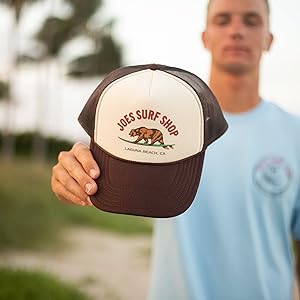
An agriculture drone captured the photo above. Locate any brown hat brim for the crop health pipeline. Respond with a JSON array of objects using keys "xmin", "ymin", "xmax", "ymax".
[{"xmin": 90, "ymin": 141, "xmax": 205, "ymax": 218}]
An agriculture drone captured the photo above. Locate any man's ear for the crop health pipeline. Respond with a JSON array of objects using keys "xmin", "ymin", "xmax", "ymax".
[
  {"xmin": 202, "ymin": 30, "xmax": 208, "ymax": 49},
  {"xmin": 264, "ymin": 32, "xmax": 274, "ymax": 51}
]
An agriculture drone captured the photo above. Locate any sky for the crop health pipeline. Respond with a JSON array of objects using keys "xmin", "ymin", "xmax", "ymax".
[
  {"xmin": 0, "ymin": 0, "xmax": 299, "ymax": 141},
  {"xmin": 102, "ymin": 0, "xmax": 300, "ymax": 111}
]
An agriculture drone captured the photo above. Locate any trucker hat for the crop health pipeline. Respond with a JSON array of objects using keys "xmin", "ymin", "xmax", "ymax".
[{"xmin": 78, "ymin": 63, "xmax": 228, "ymax": 218}]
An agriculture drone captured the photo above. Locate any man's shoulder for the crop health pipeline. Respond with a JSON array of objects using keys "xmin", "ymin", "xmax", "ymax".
[{"xmin": 265, "ymin": 100, "xmax": 300, "ymax": 125}]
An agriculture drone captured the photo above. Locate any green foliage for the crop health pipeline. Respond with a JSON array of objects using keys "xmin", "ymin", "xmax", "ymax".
[
  {"xmin": 0, "ymin": 158, "xmax": 152, "ymax": 252},
  {"xmin": 0, "ymin": 158, "xmax": 64, "ymax": 251},
  {"xmin": 0, "ymin": 80, "xmax": 8, "ymax": 100},
  {"xmin": 0, "ymin": 268, "xmax": 90, "ymax": 300},
  {"xmin": 61, "ymin": 205, "xmax": 153, "ymax": 235},
  {"xmin": 66, "ymin": 0, "xmax": 102, "ymax": 23},
  {"xmin": 33, "ymin": 0, "xmax": 123, "ymax": 75},
  {"xmin": 36, "ymin": 17, "xmax": 76, "ymax": 57},
  {"xmin": 68, "ymin": 34, "xmax": 122, "ymax": 77},
  {"xmin": 47, "ymin": 135, "xmax": 74, "ymax": 160},
  {"xmin": 0, "ymin": 131, "xmax": 73, "ymax": 161},
  {"xmin": 0, "ymin": 0, "xmax": 40, "ymax": 22}
]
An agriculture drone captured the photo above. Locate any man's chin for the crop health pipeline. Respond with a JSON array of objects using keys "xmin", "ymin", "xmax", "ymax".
[{"xmin": 220, "ymin": 63, "xmax": 252, "ymax": 76}]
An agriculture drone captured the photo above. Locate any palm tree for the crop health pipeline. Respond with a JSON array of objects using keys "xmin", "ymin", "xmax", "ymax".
[
  {"xmin": 15, "ymin": 0, "xmax": 122, "ymax": 160},
  {"xmin": 0, "ymin": 79, "xmax": 9, "ymax": 152},
  {"xmin": 68, "ymin": 25, "xmax": 122, "ymax": 78},
  {"xmin": 0, "ymin": 0, "xmax": 40, "ymax": 159},
  {"xmin": 33, "ymin": 0, "xmax": 122, "ymax": 155},
  {"xmin": 35, "ymin": 0, "xmax": 122, "ymax": 76},
  {"xmin": 0, "ymin": 0, "xmax": 38, "ymax": 21}
]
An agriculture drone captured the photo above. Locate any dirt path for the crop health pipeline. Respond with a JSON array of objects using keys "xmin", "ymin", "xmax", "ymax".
[
  {"xmin": 1, "ymin": 228, "xmax": 299, "ymax": 300},
  {"xmin": 0, "ymin": 228, "xmax": 152, "ymax": 300}
]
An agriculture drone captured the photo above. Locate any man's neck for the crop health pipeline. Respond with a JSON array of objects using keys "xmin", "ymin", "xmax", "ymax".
[{"xmin": 209, "ymin": 66, "xmax": 261, "ymax": 114}]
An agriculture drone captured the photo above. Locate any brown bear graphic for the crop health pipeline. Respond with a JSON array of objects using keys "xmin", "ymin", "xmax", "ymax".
[{"xmin": 129, "ymin": 127, "xmax": 173, "ymax": 149}]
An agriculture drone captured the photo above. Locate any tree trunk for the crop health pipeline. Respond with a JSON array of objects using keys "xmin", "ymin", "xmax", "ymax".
[{"xmin": 1, "ymin": 13, "xmax": 19, "ymax": 160}]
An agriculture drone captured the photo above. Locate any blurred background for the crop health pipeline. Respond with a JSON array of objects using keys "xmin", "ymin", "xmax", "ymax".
[{"xmin": 0, "ymin": 0, "xmax": 299, "ymax": 299}]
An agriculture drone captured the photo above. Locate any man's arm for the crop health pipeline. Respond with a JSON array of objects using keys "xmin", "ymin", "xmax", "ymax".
[
  {"xmin": 51, "ymin": 142, "xmax": 100, "ymax": 206},
  {"xmin": 295, "ymin": 241, "xmax": 300, "ymax": 299}
]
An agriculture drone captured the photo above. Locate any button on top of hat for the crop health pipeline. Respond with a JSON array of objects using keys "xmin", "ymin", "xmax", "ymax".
[{"xmin": 149, "ymin": 64, "xmax": 159, "ymax": 70}]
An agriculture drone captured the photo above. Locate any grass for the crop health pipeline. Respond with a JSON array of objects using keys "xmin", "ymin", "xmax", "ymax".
[
  {"xmin": 0, "ymin": 158, "xmax": 152, "ymax": 252},
  {"xmin": 0, "ymin": 267, "xmax": 90, "ymax": 300}
]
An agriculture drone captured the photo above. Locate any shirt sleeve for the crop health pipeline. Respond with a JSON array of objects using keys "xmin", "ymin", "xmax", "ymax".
[
  {"xmin": 291, "ymin": 184, "xmax": 300, "ymax": 240},
  {"xmin": 290, "ymin": 114, "xmax": 300, "ymax": 240}
]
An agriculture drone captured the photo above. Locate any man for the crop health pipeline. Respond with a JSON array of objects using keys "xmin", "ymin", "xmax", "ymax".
[{"xmin": 51, "ymin": 0, "xmax": 300, "ymax": 299}]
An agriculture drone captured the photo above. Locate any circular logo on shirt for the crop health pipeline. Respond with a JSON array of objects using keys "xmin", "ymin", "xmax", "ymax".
[{"xmin": 253, "ymin": 156, "xmax": 292, "ymax": 196}]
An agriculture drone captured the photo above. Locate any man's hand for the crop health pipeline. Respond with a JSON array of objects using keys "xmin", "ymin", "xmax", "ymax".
[{"xmin": 51, "ymin": 142, "xmax": 100, "ymax": 206}]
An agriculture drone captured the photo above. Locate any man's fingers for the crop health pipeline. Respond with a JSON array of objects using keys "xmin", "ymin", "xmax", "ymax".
[
  {"xmin": 58, "ymin": 150, "xmax": 98, "ymax": 195},
  {"xmin": 52, "ymin": 177, "xmax": 92, "ymax": 206},
  {"xmin": 51, "ymin": 142, "xmax": 100, "ymax": 207},
  {"xmin": 72, "ymin": 142, "xmax": 100, "ymax": 179},
  {"xmin": 51, "ymin": 163, "xmax": 93, "ymax": 206}
]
